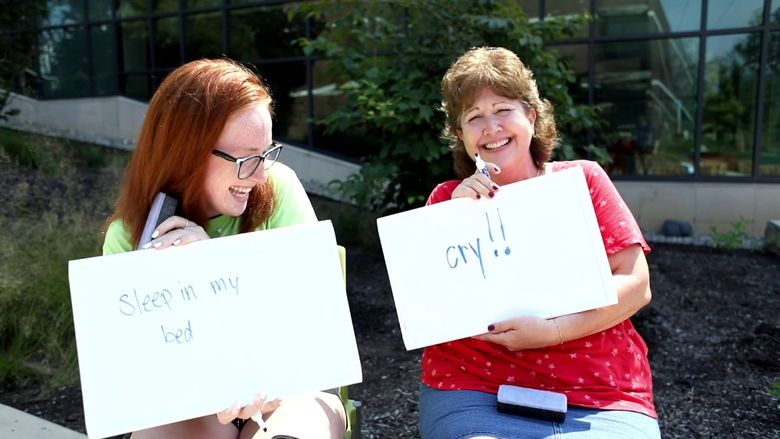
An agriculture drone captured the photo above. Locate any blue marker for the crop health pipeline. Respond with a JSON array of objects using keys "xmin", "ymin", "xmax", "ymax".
[{"xmin": 475, "ymin": 153, "xmax": 491, "ymax": 180}]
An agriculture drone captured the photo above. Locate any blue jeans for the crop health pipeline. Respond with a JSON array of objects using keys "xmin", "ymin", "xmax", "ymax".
[{"xmin": 419, "ymin": 385, "xmax": 660, "ymax": 439}]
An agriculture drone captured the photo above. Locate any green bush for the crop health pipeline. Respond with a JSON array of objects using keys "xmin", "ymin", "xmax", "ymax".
[
  {"xmin": 0, "ymin": 1, "xmax": 44, "ymax": 119},
  {"xmin": 294, "ymin": 0, "xmax": 603, "ymax": 213},
  {"xmin": 709, "ymin": 216, "xmax": 752, "ymax": 250}
]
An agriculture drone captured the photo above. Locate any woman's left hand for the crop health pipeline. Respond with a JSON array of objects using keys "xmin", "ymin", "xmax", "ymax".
[
  {"xmin": 216, "ymin": 393, "xmax": 281, "ymax": 425},
  {"xmin": 472, "ymin": 315, "xmax": 559, "ymax": 351},
  {"xmin": 142, "ymin": 215, "xmax": 210, "ymax": 249}
]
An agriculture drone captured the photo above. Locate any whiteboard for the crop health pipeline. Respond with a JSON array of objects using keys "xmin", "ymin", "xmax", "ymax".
[
  {"xmin": 377, "ymin": 167, "xmax": 616, "ymax": 350},
  {"xmin": 68, "ymin": 220, "xmax": 361, "ymax": 438}
]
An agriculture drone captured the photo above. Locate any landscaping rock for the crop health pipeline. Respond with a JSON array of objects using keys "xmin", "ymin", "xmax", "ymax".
[
  {"xmin": 765, "ymin": 220, "xmax": 780, "ymax": 257},
  {"xmin": 660, "ymin": 219, "xmax": 694, "ymax": 237}
]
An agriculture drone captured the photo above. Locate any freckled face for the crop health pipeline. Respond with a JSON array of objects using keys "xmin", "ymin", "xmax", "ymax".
[
  {"xmin": 203, "ymin": 104, "xmax": 272, "ymax": 217},
  {"xmin": 456, "ymin": 87, "xmax": 537, "ymax": 184}
]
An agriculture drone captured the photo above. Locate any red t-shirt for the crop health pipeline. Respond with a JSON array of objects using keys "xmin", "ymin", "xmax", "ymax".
[{"xmin": 421, "ymin": 160, "xmax": 657, "ymax": 418}]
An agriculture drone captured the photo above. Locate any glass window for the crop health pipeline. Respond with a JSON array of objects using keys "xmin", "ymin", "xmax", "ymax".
[
  {"xmin": 186, "ymin": 0, "xmax": 221, "ymax": 9},
  {"xmin": 123, "ymin": 73, "xmax": 151, "ymax": 100},
  {"xmin": 88, "ymin": 0, "xmax": 113, "ymax": 21},
  {"xmin": 773, "ymin": 0, "xmax": 780, "ymax": 24},
  {"xmin": 39, "ymin": 27, "xmax": 90, "ymax": 98},
  {"xmin": 120, "ymin": 20, "xmax": 149, "ymax": 71},
  {"xmin": 154, "ymin": 17, "xmax": 180, "ymax": 68},
  {"xmin": 255, "ymin": 62, "xmax": 308, "ymax": 144},
  {"xmin": 594, "ymin": 38, "xmax": 699, "ymax": 176},
  {"xmin": 760, "ymin": 32, "xmax": 780, "ymax": 177},
  {"xmin": 184, "ymin": 11, "xmax": 222, "ymax": 61},
  {"xmin": 154, "ymin": 0, "xmax": 178, "ymax": 13},
  {"xmin": 596, "ymin": 0, "xmax": 701, "ymax": 36},
  {"xmin": 42, "ymin": 0, "xmax": 86, "ymax": 26},
  {"xmin": 228, "ymin": 5, "xmax": 306, "ymax": 60},
  {"xmin": 117, "ymin": 0, "xmax": 147, "ymax": 18},
  {"xmin": 701, "ymin": 34, "xmax": 759, "ymax": 176},
  {"xmin": 707, "ymin": 0, "xmax": 763, "ymax": 30},
  {"xmin": 545, "ymin": 0, "xmax": 589, "ymax": 39},
  {"xmin": 90, "ymin": 24, "xmax": 118, "ymax": 95}
]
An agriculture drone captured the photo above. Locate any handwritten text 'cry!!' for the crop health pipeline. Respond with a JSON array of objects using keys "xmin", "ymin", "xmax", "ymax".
[{"xmin": 445, "ymin": 208, "xmax": 512, "ymax": 279}]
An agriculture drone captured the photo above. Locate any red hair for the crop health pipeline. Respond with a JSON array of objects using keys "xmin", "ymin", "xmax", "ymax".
[{"xmin": 109, "ymin": 58, "xmax": 276, "ymax": 246}]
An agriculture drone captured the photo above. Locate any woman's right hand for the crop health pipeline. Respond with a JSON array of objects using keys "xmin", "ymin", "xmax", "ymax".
[
  {"xmin": 141, "ymin": 215, "xmax": 210, "ymax": 249},
  {"xmin": 216, "ymin": 393, "xmax": 281, "ymax": 425},
  {"xmin": 451, "ymin": 162, "xmax": 502, "ymax": 200}
]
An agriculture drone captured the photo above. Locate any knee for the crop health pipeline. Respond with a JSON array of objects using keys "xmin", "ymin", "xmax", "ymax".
[{"xmin": 261, "ymin": 392, "xmax": 346, "ymax": 439}]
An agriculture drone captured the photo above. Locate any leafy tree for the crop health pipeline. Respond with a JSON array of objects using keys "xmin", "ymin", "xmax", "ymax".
[
  {"xmin": 294, "ymin": 0, "xmax": 602, "ymax": 213},
  {"xmin": 0, "ymin": 0, "xmax": 45, "ymax": 120}
]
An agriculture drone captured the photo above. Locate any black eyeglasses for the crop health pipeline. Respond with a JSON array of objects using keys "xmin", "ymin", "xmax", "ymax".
[{"xmin": 211, "ymin": 141, "xmax": 283, "ymax": 179}]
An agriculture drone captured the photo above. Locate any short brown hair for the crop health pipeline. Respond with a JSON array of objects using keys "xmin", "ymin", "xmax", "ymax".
[
  {"xmin": 111, "ymin": 59, "xmax": 276, "ymax": 246},
  {"xmin": 441, "ymin": 47, "xmax": 558, "ymax": 178}
]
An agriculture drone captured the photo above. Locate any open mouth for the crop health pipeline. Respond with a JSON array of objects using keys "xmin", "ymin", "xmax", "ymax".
[
  {"xmin": 229, "ymin": 185, "xmax": 252, "ymax": 200},
  {"xmin": 483, "ymin": 137, "xmax": 511, "ymax": 150}
]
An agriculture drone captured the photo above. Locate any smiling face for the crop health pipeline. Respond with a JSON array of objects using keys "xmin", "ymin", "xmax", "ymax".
[
  {"xmin": 203, "ymin": 104, "xmax": 273, "ymax": 217},
  {"xmin": 456, "ymin": 87, "xmax": 538, "ymax": 185}
]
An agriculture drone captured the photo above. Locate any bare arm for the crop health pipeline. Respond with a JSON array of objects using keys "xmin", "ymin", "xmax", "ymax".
[
  {"xmin": 474, "ymin": 243, "xmax": 651, "ymax": 350},
  {"xmin": 555, "ymin": 243, "xmax": 651, "ymax": 343}
]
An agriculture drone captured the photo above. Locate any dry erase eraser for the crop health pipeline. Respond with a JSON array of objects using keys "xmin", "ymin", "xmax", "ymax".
[{"xmin": 497, "ymin": 384, "xmax": 567, "ymax": 423}]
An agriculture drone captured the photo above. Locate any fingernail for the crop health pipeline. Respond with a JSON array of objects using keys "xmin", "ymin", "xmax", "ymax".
[
  {"xmin": 142, "ymin": 242, "xmax": 152, "ymax": 249},
  {"xmin": 488, "ymin": 324, "xmax": 495, "ymax": 331},
  {"xmin": 173, "ymin": 238, "xmax": 181, "ymax": 246},
  {"xmin": 151, "ymin": 230, "xmax": 159, "ymax": 239},
  {"xmin": 476, "ymin": 194, "xmax": 481, "ymax": 199},
  {"xmin": 488, "ymin": 191, "xmax": 495, "ymax": 198},
  {"xmin": 152, "ymin": 241, "xmax": 162, "ymax": 248},
  {"xmin": 492, "ymin": 184, "xmax": 499, "ymax": 190}
]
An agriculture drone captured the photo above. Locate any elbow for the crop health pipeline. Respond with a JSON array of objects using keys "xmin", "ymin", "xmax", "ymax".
[
  {"xmin": 641, "ymin": 284, "xmax": 652, "ymax": 308},
  {"xmin": 637, "ymin": 275, "xmax": 652, "ymax": 309}
]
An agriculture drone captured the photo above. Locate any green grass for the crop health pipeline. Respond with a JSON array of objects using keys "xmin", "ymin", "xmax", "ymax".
[
  {"xmin": 0, "ymin": 127, "xmax": 129, "ymax": 389},
  {"xmin": 0, "ymin": 128, "xmax": 59, "ymax": 174}
]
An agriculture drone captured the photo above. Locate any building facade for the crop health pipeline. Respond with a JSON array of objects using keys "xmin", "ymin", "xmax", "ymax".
[{"xmin": 6, "ymin": 0, "xmax": 780, "ymax": 234}]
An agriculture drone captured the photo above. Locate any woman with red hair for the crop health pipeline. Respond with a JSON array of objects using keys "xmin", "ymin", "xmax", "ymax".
[{"xmin": 103, "ymin": 58, "xmax": 345, "ymax": 438}]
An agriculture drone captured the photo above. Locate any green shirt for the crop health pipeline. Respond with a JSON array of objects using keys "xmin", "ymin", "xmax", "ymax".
[{"xmin": 103, "ymin": 163, "xmax": 317, "ymax": 255}]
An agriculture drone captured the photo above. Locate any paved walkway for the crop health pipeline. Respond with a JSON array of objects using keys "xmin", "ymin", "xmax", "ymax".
[{"xmin": 0, "ymin": 404, "xmax": 86, "ymax": 438}]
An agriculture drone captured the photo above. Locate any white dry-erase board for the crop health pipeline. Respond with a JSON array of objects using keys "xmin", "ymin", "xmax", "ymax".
[
  {"xmin": 68, "ymin": 220, "xmax": 361, "ymax": 439},
  {"xmin": 377, "ymin": 166, "xmax": 617, "ymax": 351}
]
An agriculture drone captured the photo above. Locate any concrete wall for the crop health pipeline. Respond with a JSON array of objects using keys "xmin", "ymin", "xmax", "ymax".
[
  {"xmin": 0, "ymin": 92, "xmax": 360, "ymax": 200},
  {"xmin": 2, "ymin": 92, "xmax": 777, "ymax": 237},
  {"xmin": 1, "ymin": 92, "xmax": 144, "ymax": 149},
  {"xmin": 615, "ymin": 181, "xmax": 780, "ymax": 237}
]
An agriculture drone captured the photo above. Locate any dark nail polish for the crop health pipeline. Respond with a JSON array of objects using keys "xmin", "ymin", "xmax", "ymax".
[
  {"xmin": 476, "ymin": 194, "xmax": 481, "ymax": 199},
  {"xmin": 488, "ymin": 191, "xmax": 495, "ymax": 198},
  {"xmin": 488, "ymin": 324, "xmax": 495, "ymax": 331},
  {"xmin": 492, "ymin": 185, "xmax": 499, "ymax": 190}
]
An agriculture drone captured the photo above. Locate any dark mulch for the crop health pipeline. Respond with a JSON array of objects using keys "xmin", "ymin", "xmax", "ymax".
[{"xmin": 3, "ymin": 241, "xmax": 778, "ymax": 438}]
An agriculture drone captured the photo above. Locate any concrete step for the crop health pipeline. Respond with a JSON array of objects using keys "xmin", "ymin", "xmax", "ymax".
[{"xmin": 0, "ymin": 404, "xmax": 86, "ymax": 438}]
